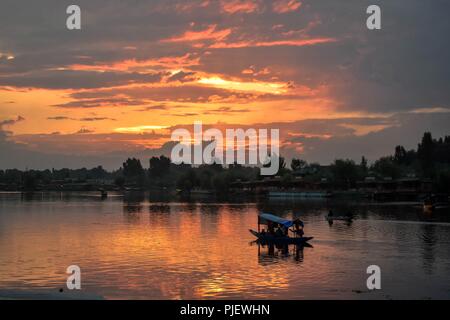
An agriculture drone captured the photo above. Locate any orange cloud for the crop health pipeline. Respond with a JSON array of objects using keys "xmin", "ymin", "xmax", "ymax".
[
  {"xmin": 174, "ymin": 0, "xmax": 211, "ymax": 13},
  {"xmin": 241, "ymin": 66, "xmax": 271, "ymax": 76},
  {"xmin": 0, "ymin": 115, "xmax": 25, "ymax": 127},
  {"xmin": 161, "ymin": 25, "xmax": 232, "ymax": 43},
  {"xmin": 241, "ymin": 68, "xmax": 254, "ymax": 75},
  {"xmin": 114, "ymin": 125, "xmax": 169, "ymax": 133},
  {"xmin": 210, "ymin": 37, "xmax": 337, "ymax": 49},
  {"xmin": 272, "ymin": 0, "xmax": 302, "ymax": 13},
  {"xmin": 67, "ymin": 54, "xmax": 200, "ymax": 73},
  {"xmin": 220, "ymin": 0, "xmax": 261, "ymax": 14}
]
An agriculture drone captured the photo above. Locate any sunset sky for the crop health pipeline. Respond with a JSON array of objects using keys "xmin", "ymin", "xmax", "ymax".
[{"xmin": 1, "ymin": 0, "xmax": 449, "ymax": 169}]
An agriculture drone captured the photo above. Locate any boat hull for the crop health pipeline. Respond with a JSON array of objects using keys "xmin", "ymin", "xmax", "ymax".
[{"xmin": 249, "ymin": 229, "xmax": 313, "ymax": 244}]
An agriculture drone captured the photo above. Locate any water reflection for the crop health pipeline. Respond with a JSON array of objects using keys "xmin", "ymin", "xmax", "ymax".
[
  {"xmin": 149, "ymin": 204, "xmax": 171, "ymax": 214},
  {"xmin": 253, "ymin": 242, "xmax": 312, "ymax": 265},
  {"xmin": 123, "ymin": 192, "xmax": 145, "ymax": 222},
  {"xmin": 0, "ymin": 192, "xmax": 450, "ymax": 299},
  {"xmin": 327, "ymin": 219, "xmax": 353, "ymax": 227},
  {"xmin": 420, "ymin": 224, "xmax": 437, "ymax": 274}
]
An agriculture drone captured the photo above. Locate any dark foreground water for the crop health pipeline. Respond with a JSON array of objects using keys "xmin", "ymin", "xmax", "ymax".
[{"xmin": 1, "ymin": 192, "xmax": 450, "ymax": 300}]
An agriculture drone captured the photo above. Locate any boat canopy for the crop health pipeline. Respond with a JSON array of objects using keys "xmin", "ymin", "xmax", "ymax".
[{"xmin": 259, "ymin": 213, "xmax": 295, "ymax": 228}]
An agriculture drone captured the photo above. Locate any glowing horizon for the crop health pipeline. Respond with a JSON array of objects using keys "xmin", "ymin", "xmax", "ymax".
[{"xmin": 1, "ymin": 0, "xmax": 449, "ymax": 168}]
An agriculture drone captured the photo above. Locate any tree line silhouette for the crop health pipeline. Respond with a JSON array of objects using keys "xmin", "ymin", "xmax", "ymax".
[{"xmin": 1, "ymin": 132, "xmax": 449, "ymax": 193}]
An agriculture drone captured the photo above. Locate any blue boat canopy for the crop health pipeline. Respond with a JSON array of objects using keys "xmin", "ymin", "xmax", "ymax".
[{"xmin": 259, "ymin": 213, "xmax": 296, "ymax": 228}]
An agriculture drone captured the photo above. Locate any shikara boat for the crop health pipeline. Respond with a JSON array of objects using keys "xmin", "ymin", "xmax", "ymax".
[
  {"xmin": 325, "ymin": 215, "xmax": 353, "ymax": 222},
  {"xmin": 249, "ymin": 213, "xmax": 313, "ymax": 244}
]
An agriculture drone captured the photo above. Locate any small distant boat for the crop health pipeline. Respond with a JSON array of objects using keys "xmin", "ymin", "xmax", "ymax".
[
  {"xmin": 325, "ymin": 215, "xmax": 353, "ymax": 222},
  {"xmin": 250, "ymin": 213, "xmax": 313, "ymax": 244},
  {"xmin": 422, "ymin": 195, "xmax": 450, "ymax": 212},
  {"xmin": 99, "ymin": 189, "xmax": 108, "ymax": 199},
  {"xmin": 423, "ymin": 202, "xmax": 449, "ymax": 212}
]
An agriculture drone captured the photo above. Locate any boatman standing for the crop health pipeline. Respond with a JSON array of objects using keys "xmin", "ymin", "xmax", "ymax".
[{"xmin": 293, "ymin": 219, "xmax": 304, "ymax": 237}]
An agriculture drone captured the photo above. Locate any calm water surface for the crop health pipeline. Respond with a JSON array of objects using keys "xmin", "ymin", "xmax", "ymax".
[{"xmin": 1, "ymin": 192, "xmax": 450, "ymax": 299}]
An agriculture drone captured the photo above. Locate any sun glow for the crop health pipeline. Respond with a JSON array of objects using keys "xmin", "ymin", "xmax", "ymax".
[
  {"xmin": 197, "ymin": 77, "xmax": 287, "ymax": 94},
  {"xmin": 114, "ymin": 125, "xmax": 169, "ymax": 133}
]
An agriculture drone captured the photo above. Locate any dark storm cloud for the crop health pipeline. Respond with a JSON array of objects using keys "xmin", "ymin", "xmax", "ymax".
[
  {"xmin": 47, "ymin": 116, "xmax": 72, "ymax": 120},
  {"xmin": 53, "ymin": 97, "xmax": 149, "ymax": 108},
  {"xmin": 0, "ymin": 127, "xmax": 176, "ymax": 170},
  {"xmin": 3, "ymin": 111, "xmax": 449, "ymax": 170},
  {"xmin": 0, "ymin": 70, "xmax": 164, "ymax": 90},
  {"xmin": 2, "ymin": 0, "xmax": 449, "ymax": 112},
  {"xmin": 284, "ymin": 112, "xmax": 450, "ymax": 164},
  {"xmin": 295, "ymin": 0, "xmax": 450, "ymax": 112},
  {"xmin": 47, "ymin": 116, "xmax": 116, "ymax": 121},
  {"xmin": 171, "ymin": 112, "xmax": 200, "ymax": 117},
  {"xmin": 139, "ymin": 104, "xmax": 169, "ymax": 111},
  {"xmin": 0, "ymin": 115, "xmax": 25, "ymax": 127},
  {"xmin": 167, "ymin": 71, "xmax": 198, "ymax": 83},
  {"xmin": 79, "ymin": 117, "xmax": 117, "ymax": 122},
  {"xmin": 67, "ymin": 85, "xmax": 278, "ymax": 104},
  {"xmin": 138, "ymin": 104, "xmax": 189, "ymax": 111},
  {"xmin": 0, "ymin": 0, "xmax": 449, "ymax": 169},
  {"xmin": 0, "ymin": 126, "xmax": 177, "ymax": 170},
  {"xmin": 205, "ymin": 106, "xmax": 252, "ymax": 114}
]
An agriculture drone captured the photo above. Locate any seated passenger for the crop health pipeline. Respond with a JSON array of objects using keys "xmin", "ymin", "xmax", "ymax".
[{"xmin": 275, "ymin": 227, "xmax": 284, "ymax": 237}]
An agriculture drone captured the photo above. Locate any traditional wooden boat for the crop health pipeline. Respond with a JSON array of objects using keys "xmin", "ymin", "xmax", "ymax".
[{"xmin": 249, "ymin": 213, "xmax": 313, "ymax": 244}]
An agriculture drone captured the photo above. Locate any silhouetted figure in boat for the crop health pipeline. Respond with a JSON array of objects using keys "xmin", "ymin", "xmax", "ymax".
[
  {"xmin": 275, "ymin": 227, "xmax": 284, "ymax": 237},
  {"xmin": 293, "ymin": 219, "xmax": 305, "ymax": 238},
  {"xmin": 267, "ymin": 221, "xmax": 275, "ymax": 235},
  {"xmin": 345, "ymin": 211, "xmax": 354, "ymax": 225},
  {"xmin": 327, "ymin": 210, "xmax": 334, "ymax": 226}
]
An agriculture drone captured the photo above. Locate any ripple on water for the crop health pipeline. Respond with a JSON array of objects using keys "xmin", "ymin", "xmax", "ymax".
[{"xmin": 1, "ymin": 197, "xmax": 450, "ymax": 299}]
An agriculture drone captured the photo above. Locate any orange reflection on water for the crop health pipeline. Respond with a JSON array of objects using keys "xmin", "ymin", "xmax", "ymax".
[
  {"xmin": 5, "ymin": 195, "xmax": 446, "ymax": 299},
  {"xmin": 0, "ymin": 200, "xmax": 300, "ymax": 299}
]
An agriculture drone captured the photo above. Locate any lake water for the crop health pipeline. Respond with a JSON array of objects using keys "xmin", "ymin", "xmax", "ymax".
[{"xmin": 1, "ymin": 192, "xmax": 450, "ymax": 300}]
